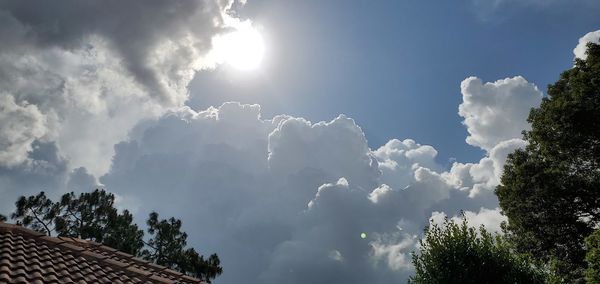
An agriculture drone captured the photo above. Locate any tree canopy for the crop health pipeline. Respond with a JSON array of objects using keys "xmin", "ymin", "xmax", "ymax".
[
  {"xmin": 7, "ymin": 189, "xmax": 222, "ymax": 283},
  {"xmin": 142, "ymin": 212, "xmax": 223, "ymax": 282},
  {"xmin": 409, "ymin": 215, "xmax": 546, "ymax": 284},
  {"xmin": 496, "ymin": 42, "xmax": 600, "ymax": 282},
  {"xmin": 11, "ymin": 190, "xmax": 143, "ymax": 255}
]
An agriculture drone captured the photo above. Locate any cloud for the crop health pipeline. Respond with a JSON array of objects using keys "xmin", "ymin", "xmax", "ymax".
[
  {"xmin": 373, "ymin": 139, "xmax": 439, "ymax": 190},
  {"xmin": 0, "ymin": 95, "xmax": 48, "ymax": 167},
  {"xmin": 370, "ymin": 232, "xmax": 417, "ymax": 271},
  {"xmin": 574, "ymin": 30, "xmax": 600, "ymax": 60},
  {"xmin": 268, "ymin": 115, "xmax": 380, "ymax": 189},
  {"xmin": 0, "ymin": 69, "xmax": 542, "ymax": 283},
  {"xmin": 443, "ymin": 138, "xmax": 527, "ymax": 198},
  {"xmin": 0, "ymin": 1, "xmax": 254, "ymax": 178},
  {"xmin": 92, "ymin": 85, "xmax": 542, "ymax": 283},
  {"xmin": 0, "ymin": 0, "xmax": 235, "ymax": 105},
  {"xmin": 459, "ymin": 76, "xmax": 542, "ymax": 152},
  {"xmin": 430, "ymin": 207, "xmax": 507, "ymax": 234},
  {"xmin": 97, "ymin": 103, "xmax": 431, "ymax": 283},
  {"xmin": 0, "ymin": 142, "xmax": 68, "ymax": 211}
]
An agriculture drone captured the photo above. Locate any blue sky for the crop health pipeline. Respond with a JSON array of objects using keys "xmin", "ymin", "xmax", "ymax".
[
  {"xmin": 189, "ymin": 0, "xmax": 600, "ymax": 164},
  {"xmin": 0, "ymin": 1, "xmax": 599, "ymax": 283}
]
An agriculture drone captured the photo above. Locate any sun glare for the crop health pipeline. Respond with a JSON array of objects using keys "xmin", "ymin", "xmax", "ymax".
[{"xmin": 214, "ymin": 23, "xmax": 265, "ymax": 71}]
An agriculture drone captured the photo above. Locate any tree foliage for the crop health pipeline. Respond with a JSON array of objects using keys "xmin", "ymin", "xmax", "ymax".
[
  {"xmin": 409, "ymin": 215, "xmax": 546, "ymax": 284},
  {"xmin": 11, "ymin": 189, "xmax": 143, "ymax": 255},
  {"xmin": 8, "ymin": 189, "xmax": 222, "ymax": 282},
  {"xmin": 585, "ymin": 228, "xmax": 600, "ymax": 283},
  {"xmin": 496, "ymin": 42, "xmax": 600, "ymax": 282},
  {"xmin": 142, "ymin": 212, "xmax": 223, "ymax": 283},
  {"xmin": 11, "ymin": 191, "xmax": 60, "ymax": 236}
]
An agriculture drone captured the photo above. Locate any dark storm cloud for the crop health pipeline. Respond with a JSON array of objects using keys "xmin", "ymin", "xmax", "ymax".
[
  {"xmin": 0, "ymin": 0, "xmax": 244, "ymax": 176},
  {"xmin": 0, "ymin": 0, "xmax": 227, "ymax": 104}
]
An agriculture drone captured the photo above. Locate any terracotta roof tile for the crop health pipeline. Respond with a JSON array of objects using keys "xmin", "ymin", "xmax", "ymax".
[{"xmin": 0, "ymin": 222, "xmax": 206, "ymax": 283}]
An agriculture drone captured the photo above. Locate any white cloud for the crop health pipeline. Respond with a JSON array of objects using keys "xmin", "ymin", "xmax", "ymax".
[
  {"xmin": 95, "ymin": 103, "xmax": 435, "ymax": 283},
  {"xmin": 574, "ymin": 30, "xmax": 600, "ymax": 60},
  {"xmin": 88, "ymin": 72, "xmax": 550, "ymax": 282},
  {"xmin": 369, "ymin": 184, "xmax": 393, "ymax": 204},
  {"xmin": 459, "ymin": 76, "xmax": 542, "ymax": 152},
  {"xmin": 370, "ymin": 232, "xmax": 416, "ymax": 271},
  {"xmin": 0, "ymin": 95, "xmax": 48, "ymax": 167},
  {"xmin": 268, "ymin": 115, "xmax": 380, "ymax": 189},
  {"xmin": 92, "ymin": 98, "xmax": 534, "ymax": 283},
  {"xmin": 373, "ymin": 139, "xmax": 439, "ymax": 190},
  {"xmin": 430, "ymin": 207, "xmax": 507, "ymax": 234},
  {"xmin": 443, "ymin": 138, "xmax": 527, "ymax": 198}
]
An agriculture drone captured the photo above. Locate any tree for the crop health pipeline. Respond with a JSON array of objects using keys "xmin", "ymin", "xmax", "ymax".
[
  {"xmin": 496, "ymin": 42, "xmax": 600, "ymax": 282},
  {"xmin": 53, "ymin": 189, "xmax": 144, "ymax": 255},
  {"xmin": 409, "ymin": 215, "xmax": 546, "ymax": 284},
  {"xmin": 585, "ymin": 228, "xmax": 600, "ymax": 283},
  {"xmin": 142, "ymin": 212, "xmax": 223, "ymax": 283},
  {"xmin": 0, "ymin": 214, "xmax": 6, "ymax": 222},
  {"xmin": 10, "ymin": 189, "xmax": 144, "ymax": 255},
  {"xmin": 11, "ymin": 191, "xmax": 60, "ymax": 236},
  {"xmin": 102, "ymin": 209, "xmax": 144, "ymax": 256}
]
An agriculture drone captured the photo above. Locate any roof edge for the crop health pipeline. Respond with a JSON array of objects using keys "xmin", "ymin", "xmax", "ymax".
[{"xmin": 0, "ymin": 222, "xmax": 206, "ymax": 284}]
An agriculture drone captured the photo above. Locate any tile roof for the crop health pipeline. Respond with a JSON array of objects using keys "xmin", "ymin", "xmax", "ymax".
[{"xmin": 0, "ymin": 222, "xmax": 206, "ymax": 284}]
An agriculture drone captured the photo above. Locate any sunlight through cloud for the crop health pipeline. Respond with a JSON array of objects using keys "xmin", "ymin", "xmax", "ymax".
[{"xmin": 211, "ymin": 21, "xmax": 265, "ymax": 71}]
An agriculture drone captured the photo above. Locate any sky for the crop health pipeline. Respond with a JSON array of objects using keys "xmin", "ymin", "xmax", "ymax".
[{"xmin": 0, "ymin": 1, "xmax": 599, "ymax": 283}]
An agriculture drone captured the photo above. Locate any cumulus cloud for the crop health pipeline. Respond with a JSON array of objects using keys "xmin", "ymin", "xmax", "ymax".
[
  {"xmin": 0, "ymin": 95, "xmax": 48, "ymax": 167},
  {"xmin": 373, "ymin": 139, "xmax": 439, "ymax": 190},
  {"xmin": 0, "ymin": 0, "xmax": 254, "ymax": 178},
  {"xmin": 269, "ymin": 115, "xmax": 380, "ymax": 189},
  {"xmin": 0, "ymin": 70, "xmax": 542, "ymax": 283},
  {"xmin": 430, "ymin": 207, "xmax": 507, "ymax": 234},
  {"xmin": 370, "ymin": 232, "xmax": 417, "ymax": 271},
  {"xmin": 91, "ymin": 88, "xmax": 541, "ymax": 283},
  {"xmin": 443, "ymin": 76, "xmax": 540, "ymax": 201},
  {"xmin": 443, "ymin": 138, "xmax": 527, "ymax": 198},
  {"xmin": 574, "ymin": 30, "xmax": 600, "ymax": 60},
  {"xmin": 95, "ymin": 103, "xmax": 434, "ymax": 283},
  {"xmin": 459, "ymin": 76, "xmax": 542, "ymax": 152}
]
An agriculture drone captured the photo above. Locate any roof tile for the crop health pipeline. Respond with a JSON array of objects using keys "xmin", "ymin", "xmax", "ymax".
[{"xmin": 0, "ymin": 222, "xmax": 206, "ymax": 283}]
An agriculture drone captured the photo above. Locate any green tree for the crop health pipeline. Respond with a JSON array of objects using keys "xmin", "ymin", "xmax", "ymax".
[
  {"xmin": 585, "ymin": 228, "xmax": 600, "ymax": 283},
  {"xmin": 53, "ymin": 189, "xmax": 144, "ymax": 255},
  {"xmin": 409, "ymin": 215, "xmax": 546, "ymax": 284},
  {"xmin": 496, "ymin": 42, "xmax": 600, "ymax": 282},
  {"xmin": 142, "ymin": 212, "xmax": 223, "ymax": 283},
  {"xmin": 102, "ymin": 209, "xmax": 144, "ymax": 255},
  {"xmin": 11, "ymin": 191, "xmax": 60, "ymax": 236},
  {"xmin": 0, "ymin": 214, "xmax": 6, "ymax": 222}
]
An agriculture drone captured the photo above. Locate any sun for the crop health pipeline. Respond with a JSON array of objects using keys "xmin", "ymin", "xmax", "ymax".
[{"xmin": 213, "ymin": 23, "xmax": 265, "ymax": 71}]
